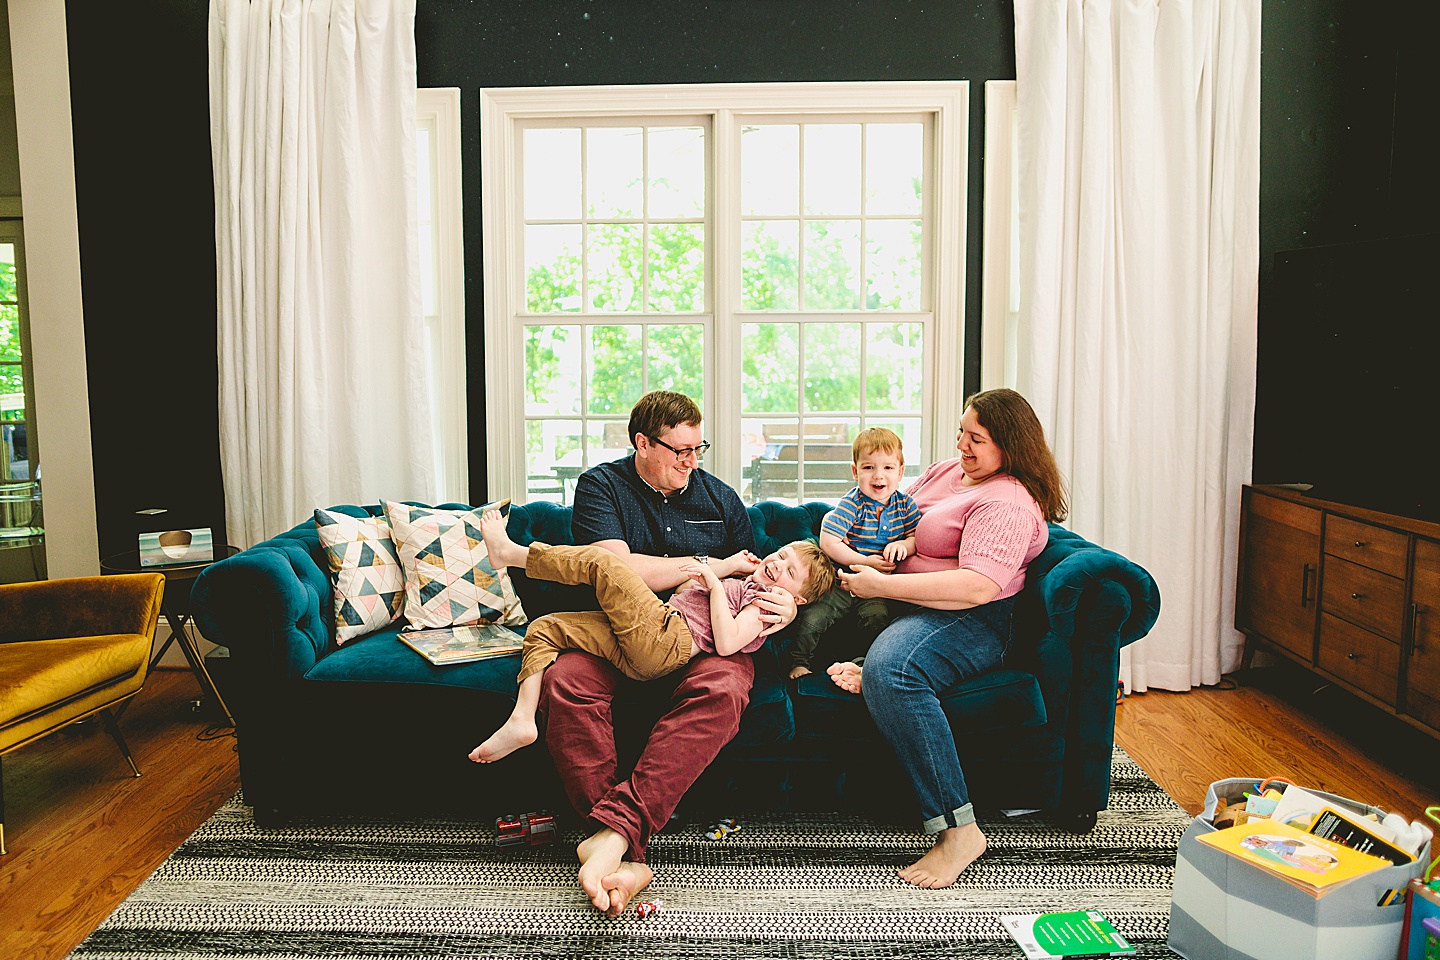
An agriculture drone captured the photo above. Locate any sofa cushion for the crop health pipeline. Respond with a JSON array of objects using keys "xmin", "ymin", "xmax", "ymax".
[
  {"xmin": 304, "ymin": 625, "xmax": 523, "ymax": 696},
  {"xmin": 314, "ymin": 508, "xmax": 406, "ymax": 645},
  {"xmin": 384, "ymin": 501, "xmax": 528, "ymax": 630},
  {"xmin": 790, "ymin": 667, "xmax": 1047, "ymax": 744}
]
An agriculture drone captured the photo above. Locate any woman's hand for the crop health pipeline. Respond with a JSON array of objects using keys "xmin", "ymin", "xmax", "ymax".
[
  {"xmin": 716, "ymin": 550, "xmax": 762, "ymax": 578},
  {"xmin": 854, "ymin": 554, "xmax": 897, "ymax": 573},
  {"xmin": 749, "ymin": 585, "xmax": 799, "ymax": 627},
  {"xmin": 837, "ymin": 563, "xmax": 890, "ymax": 599}
]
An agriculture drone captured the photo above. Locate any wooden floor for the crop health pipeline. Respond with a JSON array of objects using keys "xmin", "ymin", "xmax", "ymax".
[{"xmin": 2, "ymin": 662, "xmax": 1437, "ymax": 960}]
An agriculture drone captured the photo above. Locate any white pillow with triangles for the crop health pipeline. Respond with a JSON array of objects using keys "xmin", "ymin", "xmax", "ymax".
[
  {"xmin": 383, "ymin": 500, "xmax": 528, "ymax": 632},
  {"xmin": 314, "ymin": 507, "xmax": 407, "ymax": 645}
]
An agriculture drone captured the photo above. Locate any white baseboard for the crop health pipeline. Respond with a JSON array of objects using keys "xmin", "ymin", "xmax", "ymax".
[{"xmin": 149, "ymin": 616, "xmax": 221, "ymax": 667}]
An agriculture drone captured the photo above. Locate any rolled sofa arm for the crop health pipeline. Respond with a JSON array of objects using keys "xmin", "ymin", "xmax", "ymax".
[
  {"xmin": 191, "ymin": 529, "xmax": 333, "ymax": 684},
  {"xmin": 1023, "ymin": 525, "xmax": 1162, "ymax": 824}
]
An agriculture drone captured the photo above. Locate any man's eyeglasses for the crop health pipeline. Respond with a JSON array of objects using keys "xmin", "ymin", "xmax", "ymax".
[{"xmin": 649, "ymin": 436, "xmax": 711, "ymax": 461}]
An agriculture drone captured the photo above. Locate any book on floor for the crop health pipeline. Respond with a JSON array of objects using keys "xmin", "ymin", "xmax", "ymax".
[
  {"xmin": 397, "ymin": 623, "xmax": 524, "ymax": 665},
  {"xmin": 999, "ymin": 910, "xmax": 1136, "ymax": 958},
  {"xmin": 1194, "ymin": 816, "xmax": 1393, "ymax": 896}
]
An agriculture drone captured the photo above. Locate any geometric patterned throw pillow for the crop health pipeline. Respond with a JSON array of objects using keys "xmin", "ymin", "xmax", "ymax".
[
  {"xmin": 382, "ymin": 500, "xmax": 528, "ymax": 631},
  {"xmin": 314, "ymin": 507, "xmax": 407, "ymax": 645}
]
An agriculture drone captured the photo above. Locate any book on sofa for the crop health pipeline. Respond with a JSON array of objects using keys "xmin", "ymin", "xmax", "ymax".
[{"xmin": 397, "ymin": 624, "xmax": 524, "ymax": 665}]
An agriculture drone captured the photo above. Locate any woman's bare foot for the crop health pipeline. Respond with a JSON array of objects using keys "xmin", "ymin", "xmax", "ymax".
[
  {"xmin": 467, "ymin": 716, "xmax": 536, "ymax": 763},
  {"xmin": 898, "ymin": 823, "xmax": 987, "ymax": 888},
  {"xmin": 788, "ymin": 665, "xmax": 812, "ymax": 680},
  {"xmin": 479, "ymin": 509, "xmax": 527, "ymax": 569},
  {"xmin": 576, "ymin": 828, "xmax": 629, "ymax": 913},
  {"xmin": 827, "ymin": 660, "xmax": 862, "ymax": 694},
  {"xmin": 599, "ymin": 861, "xmax": 654, "ymax": 917}
]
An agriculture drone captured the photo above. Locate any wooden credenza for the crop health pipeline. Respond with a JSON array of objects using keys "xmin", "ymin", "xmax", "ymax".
[{"xmin": 1237, "ymin": 484, "xmax": 1440, "ymax": 741}]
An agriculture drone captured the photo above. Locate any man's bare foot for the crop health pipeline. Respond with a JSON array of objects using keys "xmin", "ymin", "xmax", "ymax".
[
  {"xmin": 467, "ymin": 717, "xmax": 536, "ymax": 763},
  {"xmin": 898, "ymin": 823, "xmax": 987, "ymax": 888},
  {"xmin": 576, "ymin": 828, "xmax": 629, "ymax": 913},
  {"xmin": 827, "ymin": 660, "xmax": 862, "ymax": 694},
  {"xmin": 788, "ymin": 665, "xmax": 812, "ymax": 680},
  {"xmin": 599, "ymin": 861, "xmax": 654, "ymax": 917},
  {"xmin": 479, "ymin": 509, "xmax": 527, "ymax": 569}
]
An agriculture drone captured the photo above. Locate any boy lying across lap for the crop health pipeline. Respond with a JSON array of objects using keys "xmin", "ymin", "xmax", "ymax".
[
  {"xmin": 787, "ymin": 427, "xmax": 921, "ymax": 680},
  {"xmin": 470, "ymin": 509, "xmax": 835, "ymax": 763}
]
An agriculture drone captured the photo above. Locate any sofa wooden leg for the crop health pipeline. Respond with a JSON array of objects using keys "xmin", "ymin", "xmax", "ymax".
[
  {"xmin": 99, "ymin": 707, "xmax": 142, "ymax": 778},
  {"xmin": 1059, "ymin": 809, "xmax": 1098, "ymax": 833}
]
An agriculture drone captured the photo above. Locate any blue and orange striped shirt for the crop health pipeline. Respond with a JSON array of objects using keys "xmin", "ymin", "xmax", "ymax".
[{"xmin": 820, "ymin": 487, "xmax": 921, "ymax": 560}]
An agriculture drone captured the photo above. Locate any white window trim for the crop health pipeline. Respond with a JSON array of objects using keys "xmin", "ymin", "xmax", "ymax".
[
  {"xmin": 480, "ymin": 81, "xmax": 969, "ymax": 500},
  {"xmin": 981, "ymin": 80, "xmax": 1018, "ymax": 391},
  {"xmin": 416, "ymin": 88, "xmax": 468, "ymax": 502}
]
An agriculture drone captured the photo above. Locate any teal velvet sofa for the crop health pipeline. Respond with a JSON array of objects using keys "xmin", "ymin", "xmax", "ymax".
[{"xmin": 191, "ymin": 500, "xmax": 1160, "ymax": 831}]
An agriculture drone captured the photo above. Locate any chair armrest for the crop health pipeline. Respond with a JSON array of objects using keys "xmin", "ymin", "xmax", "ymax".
[{"xmin": 0, "ymin": 574, "xmax": 164, "ymax": 644}]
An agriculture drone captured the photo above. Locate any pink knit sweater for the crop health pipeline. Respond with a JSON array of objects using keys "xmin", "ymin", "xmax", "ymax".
[{"xmin": 896, "ymin": 459, "xmax": 1048, "ymax": 599}]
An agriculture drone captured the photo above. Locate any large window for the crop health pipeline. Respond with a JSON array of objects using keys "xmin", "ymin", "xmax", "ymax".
[{"xmin": 482, "ymin": 83, "xmax": 969, "ymax": 505}]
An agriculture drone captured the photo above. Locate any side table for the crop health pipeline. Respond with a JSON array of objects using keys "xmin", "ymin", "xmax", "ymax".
[{"xmin": 100, "ymin": 545, "xmax": 241, "ymax": 726}]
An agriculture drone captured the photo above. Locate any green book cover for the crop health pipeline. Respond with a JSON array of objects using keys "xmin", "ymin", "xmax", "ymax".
[{"xmin": 1000, "ymin": 911, "xmax": 1135, "ymax": 959}]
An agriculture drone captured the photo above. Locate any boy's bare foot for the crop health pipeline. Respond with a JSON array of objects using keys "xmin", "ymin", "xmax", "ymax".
[
  {"xmin": 788, "ymin": 665, "xmax": 812, "ymax": 680},
  {"xmin": 599, "ymin": 861, "xmax": 654, "ymax": 917},
  {"xmin": 576, "ymin": 828, "xmax": 629, "ymax": 913},
  {"xmin": 827, "ymin": 661, "xmax": 862, "ymax": 694},
  {"xmin": 898, "ymin": 823, "xmax": 987, "ymax": 889},
  {"xmin": 467, "ymin": 716, "xmax": 537, "ymax": 763},
  {"xmin": 479, "ymin": 509, "xmax": 527, "ymax": 569}
]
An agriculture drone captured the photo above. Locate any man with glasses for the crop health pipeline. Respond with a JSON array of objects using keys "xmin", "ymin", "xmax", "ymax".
[{"xmin": 541, "ymin": 390, "xmax": 796, "ymax": 917}]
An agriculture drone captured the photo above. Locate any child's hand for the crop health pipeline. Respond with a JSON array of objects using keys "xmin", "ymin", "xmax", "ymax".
[
  {"xmin": 679, "ymin": 560, "xmax": 722, "ymax": 591},
  {"xmin": 719, "ymin": 549, "xmax": 762, "ymax": 578},
  {"xmin": 788, "ymin": 664, "xmax": 812, "ymax": 680},
  {"xmin": 882, "ymin": 541, "xmax": 911, "ymax": 562}
]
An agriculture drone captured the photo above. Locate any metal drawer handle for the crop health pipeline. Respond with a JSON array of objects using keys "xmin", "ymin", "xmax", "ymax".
[
  {"xmin": 1354, "ymin": 540, "xmax": 1366, "ymax": 548},
  {"xmin": 1346, "ymin": 652, "xmax": 1359, "ymax": 660},
  {"xmin": 1350, "ymin": 592, "xmax": 1365, "ymax": 600},
  {"xmin": 1301, "ymin": 563, "xmax": 1314, "ymax": 607},
  {"xmin": 1414, "ymin": 603, "xmax": 1424, "ymax": 655}
]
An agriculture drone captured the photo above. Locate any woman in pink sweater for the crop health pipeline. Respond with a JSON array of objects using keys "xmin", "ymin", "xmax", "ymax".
[{"xmin": 828, "ymin": 388, "xmax": 1068, "ymax": 889}]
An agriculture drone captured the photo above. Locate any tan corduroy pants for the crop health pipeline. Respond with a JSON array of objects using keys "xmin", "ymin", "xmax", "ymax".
[{"xmin": 517, "ymin": 543, "xmax": 694, "ymax": 684}]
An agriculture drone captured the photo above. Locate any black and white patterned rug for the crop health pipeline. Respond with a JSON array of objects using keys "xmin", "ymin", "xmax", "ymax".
[{"xmin": 69, "ymin": 748, "xmax": 1186, "ymax": 959}]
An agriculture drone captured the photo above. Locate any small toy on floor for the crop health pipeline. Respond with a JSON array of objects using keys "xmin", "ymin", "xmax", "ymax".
[
  {"xmin": 704, "ymin": 817, "xmax": 741, "ymax": 841},
  {"xmin": 635, "ymin": 899, "xmax": 665, "ymax": 919},
  {"xmin": 494, "ymin": 810, "xmax": 556, "ymax": 848}
]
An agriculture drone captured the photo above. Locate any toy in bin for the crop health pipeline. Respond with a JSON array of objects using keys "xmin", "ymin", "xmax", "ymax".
[{"xmin": 495, "ymin": 810, "xmax": 556, "ymax": 848}]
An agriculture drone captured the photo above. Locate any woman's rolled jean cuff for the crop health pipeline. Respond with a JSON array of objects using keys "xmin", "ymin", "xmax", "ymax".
[{"xmin": 922, "ymin": 802, "xmax": 976, "ymax": 834}]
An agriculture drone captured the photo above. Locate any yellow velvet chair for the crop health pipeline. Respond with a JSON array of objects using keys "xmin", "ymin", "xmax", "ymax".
[{"xmin": 0, "ymin": 573, "xmax": 165, "ymax": 854}]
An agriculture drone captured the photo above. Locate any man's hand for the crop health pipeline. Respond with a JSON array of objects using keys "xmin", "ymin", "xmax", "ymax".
[
  {"xmin": 678, "ymin": 560, "xmax": 723, "ymax": 592},
  {"xmin": 715, "ymin": 550, "xmax": 761, "ymax": 578},
  {"xmin": 837, "ymin": 564, "xmax": 889, "ymax": 599},
  {"xmin": 882, "ymin": 540, "xmax": 911, "ymax": 563},
  {"xmin": 750, "ymin": 586, "xmax": 799, "ymax": 628}
]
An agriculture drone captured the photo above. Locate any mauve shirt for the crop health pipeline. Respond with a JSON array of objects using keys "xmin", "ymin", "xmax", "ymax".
[
  {"xmin": 668, "ymin": 577, "xmax": 771, "ymax": 654},
  {"xmin": 896, "ymin": 458, "xmax": 1048, "ymax": 599}
]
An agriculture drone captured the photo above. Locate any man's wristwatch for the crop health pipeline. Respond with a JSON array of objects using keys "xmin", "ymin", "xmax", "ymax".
[{"xmin": 694, "ymin": 554, "xmax": 710, "ymax": 565}]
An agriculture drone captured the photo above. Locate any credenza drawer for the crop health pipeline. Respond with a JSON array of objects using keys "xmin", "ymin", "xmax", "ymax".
[
  {"xmin": 1251, "ymin": 491, "xmax": 1323, "ymax": 535},
  {"xmin": 1321, "ymin": 556, "xmax": 1406, "ymax": 641},
  {"xmin": 1317, "ymin": 613, "xmax": 1400, "ymax": 705},
  {"xmin": 1324, "ymin": 515, "xmax": 1408, "ymax": 578}
]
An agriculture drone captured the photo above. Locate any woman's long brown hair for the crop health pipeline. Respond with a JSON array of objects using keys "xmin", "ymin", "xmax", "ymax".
[{"xmin": 964, "ymin": 388, "xmax": 1069, "ymax": 522}]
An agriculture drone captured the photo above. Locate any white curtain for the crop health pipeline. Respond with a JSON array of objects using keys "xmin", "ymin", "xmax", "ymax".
[
  {"xmin": 209, "ymin": 0, "xmax": 436, "ymax": 547},
  {"xmin": 1013, "ymin": 0, "xmax": 1260, "ymax": 690}
]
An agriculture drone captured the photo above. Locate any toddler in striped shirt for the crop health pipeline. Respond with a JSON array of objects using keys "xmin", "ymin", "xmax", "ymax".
[{"xmin": 786, "ymin": 427, "xmax": 920, "ymax": 679}]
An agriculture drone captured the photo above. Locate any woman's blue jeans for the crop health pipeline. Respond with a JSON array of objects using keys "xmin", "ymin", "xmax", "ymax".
[{"xmin": 861, "ymin": 597, "xmax": 1015, "ymax": 833}]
